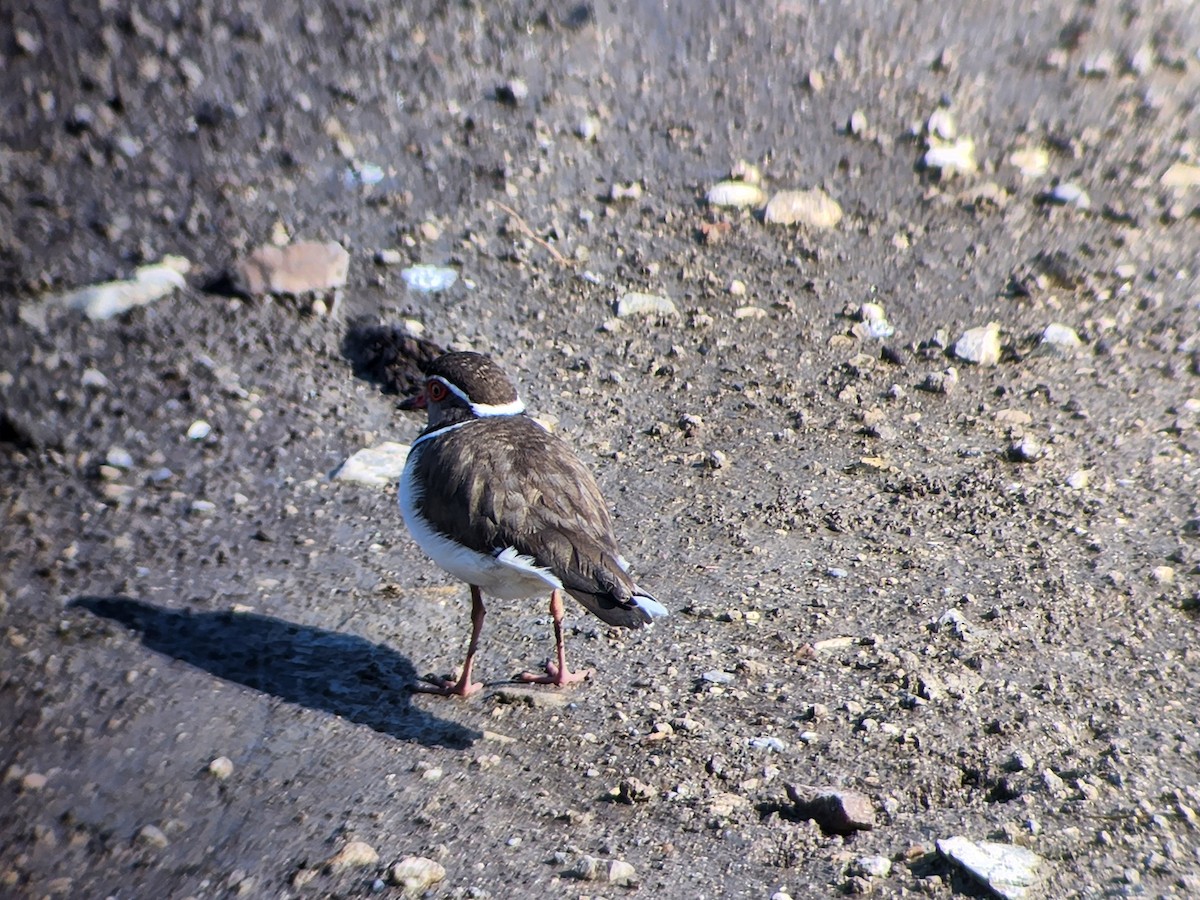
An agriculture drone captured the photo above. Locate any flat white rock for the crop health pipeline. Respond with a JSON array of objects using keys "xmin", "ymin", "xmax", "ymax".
[
  {"xmin": 937, "ymin": 836, "xmax": 1042, "ymax": 900},
  {"xmin": 616, "ymin": 292, "xmax": 678, "ymax": 319},
  {"xmin": 763, "ymin": 188, "xmax": 843, "ymax": 229},
  {"xmin": 1039, "ymin": 323, "xmax": 1083, "ymax": 356},
  {"xmin": 924, "ymin": 137, "xmax": 977, "ymax": 175},
  {"xmin": 237, "ymin": 240, "xmax": 349, "ymax": 295},
  {"xmin": 401, "ymin": 264, "xmax": 458, "ymax": 293},
  {"xmin": 953, "ymin": 322, "xmax": 1002, "ymax": 366},
  {"xmin": 336, "ymin": 442, "xmax": 411, "ymax": 487},
  {"xmin": 53, "ymin": 256, "xmax": 191, "ymax": 320}
]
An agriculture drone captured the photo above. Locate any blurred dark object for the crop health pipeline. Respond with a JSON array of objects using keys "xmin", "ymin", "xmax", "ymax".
[{"xmin": 342, "ymin": 320, "xmax": 444, "ymax": 395}]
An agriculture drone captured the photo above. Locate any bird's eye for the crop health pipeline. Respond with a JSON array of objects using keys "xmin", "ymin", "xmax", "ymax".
[{"xmin": 427, "ymin": 380, "xmax": 449, "ymax": 402}]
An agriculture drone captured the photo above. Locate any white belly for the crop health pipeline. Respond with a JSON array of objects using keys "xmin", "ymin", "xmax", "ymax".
[{"xmin": 399, "ymin": 448, "xmax": 562, "ymax": 600}]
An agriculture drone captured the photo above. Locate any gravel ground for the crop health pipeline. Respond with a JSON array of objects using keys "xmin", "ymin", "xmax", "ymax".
[{"xmin": 3, "ymin": 1, "xmax": 1200, "ymax": 897}]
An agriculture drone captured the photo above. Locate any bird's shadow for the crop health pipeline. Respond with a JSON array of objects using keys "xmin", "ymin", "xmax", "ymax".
[{"xmin": 70, "ymin": 596, "xmax": 480, "ymax": 748}]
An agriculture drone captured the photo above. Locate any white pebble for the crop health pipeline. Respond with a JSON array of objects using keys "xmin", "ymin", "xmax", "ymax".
[
  {"xmin": 401, "ymin": 265, "xmax": 458, "ymax": 293},
  {"xmin": 187, "ymin": 420, "xmax": 212, "ymax": 440}
]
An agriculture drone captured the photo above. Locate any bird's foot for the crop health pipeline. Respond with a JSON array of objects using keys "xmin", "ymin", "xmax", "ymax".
[
  {"xmin": 518, "ymin": 662, "xmax": 593, "ymax": 687},
  {"xmin": 413, "ymin": 674, "xmax": 483, "ymax": 697}
]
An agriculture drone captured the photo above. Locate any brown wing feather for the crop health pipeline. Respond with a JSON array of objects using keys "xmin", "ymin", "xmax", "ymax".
[{"xmin": 414, "ymin": 417, "xmax": 652, "ymax": 627}]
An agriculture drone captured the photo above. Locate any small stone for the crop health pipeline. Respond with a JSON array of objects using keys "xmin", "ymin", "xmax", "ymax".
[
  {"xmin": 106, "ymin": 447, "xmax": 135, "ymax": 469},
  {"xmin": 1006, "ymin": 750, "xmax": 1034, "ymax": 772},
  {"xmin": 608, "ymin": 182, "xmax": 643, "ymax": 202},
  {"xmin": 937, "ymin": 836, "xmax": 1042, "ymax": 900},
  {"xmin": 51, "ymin": 256, "xmax": 191, "ymax": 320},
  {"xmin": 848, "ymin": 109, "xmax": 869, "ymax": 136},
  {"xmin": 1150, "ymin": 566, "xmax": 1175, "ymax": 585},
  {"xmin": 326, "ymin": 840, "xmax": 380, "ymax": 871},
  {"xmin": 1038, "ymin": 323, "xmax": 1082, "ymax": 357},
  {"xmin": 375, "ymin": 249, "xmax": 403, "ymax": 266},
  {"xmin": 617, "ymin": 778, "xmax": 658, "ymax": 803},
  {"xmin": 749, "ymin": 736, "xmax": 786, "ymax": 752},
  {"xmin": 924, "ymin": 137, "xmax": 977, "ymax": 175},
  {"xmin": 21, "ymin": 772, "xmax": 48, "ymax": 791},
  {"xmin": 492, "ymin": 686, "xmax": 570, "ymax": 708},
  {"xmin": 728, "ymin": 279, "xmax": 747, "ymax": 296},
  {"xmin": 1008, "ymin": 435, "xmax": 1045, "ymax": 463},
  {"xmin": 236, "ymin": 240, "xmax": 350, "ymax": 295},
  {"xmin": 573, "ymin": 855, "xmax": 637, "ymax": 885},
  {"xmin": 707, "ymin": 449, "xmax": 728, "ymax": 469},
  {"xmin": 702, "ymin": 670, "xmax": 735, "ymax": 684},
  {"xmin": 927, "ymin": 108, "xmax": 957, "ymax": 140},
  {"xmin": 994, "ymin": 409, "xmax": 1032, "ymax": 428},
  {"xmin": 1080, "ymin": 49, "xmax": 1116, "ymax": 78},
  {"xmin": 1047, "ymin": 182, "xmax": 1091, "ymax": 209},
  {"xmin": 389, "ymin": 856, "xmax": 446, "ymax": 894},
  {"xmin": 1009, "ymin": 146, "xmax": 1049, "ymax": 179},
  {"xmin": 784, "ymin": 785, "xmax": 875, "ymax": 835},
  {"xmin": 1161, "ymin": 162, "xmax": 1200, "ymax": 189},
  {"xmin": 953, "ymin": 322, "xmax": 1002, "ymax": 366},
  {"xmin": 136, "ymin": 824, "xmax": 169, "ymax": 848},
  {"xmin": 335, "ymin": 442, "xmax": 411, "ymax": 488},
  {"xmin": 707, "ymin": 181, "xmax": 767, "ymax": 209},
  {"xmin": 207, "ymin": 756, "xmax": 234, "ymax": 779},
  {"xmin": 496, "ymin": 78, "xmax": 528, "ymax": 105},
  {"xmin": 850, "ymin": 855, "xmax": 893, "ymax": 878},
  {"xmin": 921, "ymin": 367, "xmax": 959, "ymax": 394},
  {"xmin": 576, "ymin": 116, "xmax": 601, "ymax": 140},
  {"xmin": 82, "ymin": 368, "xmax": 110, "ymax": 389},
  {"xmin": 1066, "ymin": 470, "xmax": 1088, "ymax": 490},
  {"xmin": 763, "ymin": 189, "xmax": 843, "ymax": 229},
  {"xmin": 187, "ymin": 420, "xmax": 212, "ymax": 441},
  {"xmin": 615, "ymin": 292, "xmax": 678, "ymax": 319},
  {"xmin": 401, "ymin": 265, "xmax": 458, "ymax": 293}
]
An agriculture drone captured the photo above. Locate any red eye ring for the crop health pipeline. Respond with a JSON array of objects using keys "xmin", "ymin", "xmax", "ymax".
[{"xmin": 426, "ymin": 380, "xmax": 449, "ymax": 402}]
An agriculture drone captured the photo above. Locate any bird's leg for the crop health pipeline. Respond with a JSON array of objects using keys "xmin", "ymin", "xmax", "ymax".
[
  {"xmin": 415, "ymin": 585, "xmax": 485, "ymax": 697},
  {"xmin": 520, "ymin": 589, "xmax": 593, "ymax": 687}
]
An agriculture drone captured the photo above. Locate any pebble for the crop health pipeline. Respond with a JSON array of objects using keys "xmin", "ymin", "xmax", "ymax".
[
  {"xmin": 784, "ymin": 785, "xmax": 876, "ymax": 835},
  {"xmin": 851, "ymin": 855, "xmax": 893, "ymax": 878},
  {"xmin": 136, "ymin": 824, "xmax": 170, "ymax": 848},
  {"xmin": 1150, "ymin": 566, "xmax": 1175, "ymax": 585},
  {"xmin": 389, "ymin": 856, "xmax": 446, "ymax": 894},
  {"xmin": 236, "ymin": 240, "xmax": 350, "ymax": 295},
  {"xmin": 576, "ymin": 116, "xmax": 601, "ymax": 140},
  {"xmin": 926, "ymin": 107, "xmax": 957, "ymax": 140},
  {"xmin": 707, "ymin": 180, "xmax": 766, "ymax": 208},
  {"xmin": 617, "ymin": 778, "xmax": 658, "ymax": 803},
  {"xmin": 749, "ymin": 736, "xmax": 786, "ymax": 752},
  {"xmin": 608, "ymin": 182, "xmax": 643, "ymax": 202},
  {"xmin": 326, "ymin": 840, "xmax": 380, "ymax": 870},
  {"xmin": 921, "ymin": 367, "xmax": 959, "ymax": 394},
  {"xmin": 937, "ymin": 836, "xmax": 1042, "ymax": 900},
  {"xmin": 51, "ymin": 256, "xmax": 191, "ymax": 321},
  {"xmin": 106, "ymin": 447, "xmax": 135, "ymax": 469},
  {"xmin": 1161, "ymin": 162, "xmax": 1200, "ymax": 189},
  {"xmin": 615, "ymin": 292, "xmax": 678, "ymax": 319},
  {"xmin": 1048, "ymin": 182, "xmax": 1091, "ymax": 210},
  {"xmin": 82, "ymin": 368, "xmax": 110, "ymax": 389},
  {"xmin": 953, "ymin": 322, "xmax": 1002, "ymax": 366},
  {"xmin": 702, "ymin": 670, "xmax": 735, "ymax": 684},
  {"xmin": 1066, "ymin": 470, "xmax": 1089, "ymax": 490},
  {"xmin": 496, "ymin": 78, "xmax": 528, "ymax": 105},
  {"xmin": 1008, "ymin": 435, "xmax": 1045, "ymax": 463},
  {"xmin": 207, "ymin": 756, "xmax": 234, "ymax": 779},
  {"xmin": 401, "ymin": 264, "xmax": 458, "ymax": 293},
  {"xmin": 994, "ymin": 409, "xmax": 1032, "ymax": 428},
  {"xmin": 493, "ymin": 685, "xmax": 570, "ymax": 708},
  {"xmin": 848, "ymin": 109, "xmax": 869, "ymax": 137},
  {"xmin": 187, "ymin": 420, "xmax": 212, "ymax": 441},
  {"xmin": 924, "ymin": 137, "xmax": 977, "ymax": 175},
  {"xmin": 375, "ymin": 249, "xmax": 403, "ymax": 266},
  {"xmin": 853, "ymin": 302, "xmax": 893, "ymax": 339},
  {"xmin": 763, "ymin": 189, "xmax": 843, "ymax": 229},
  {"xmin": 573, "ymin": 855, "xmax": 637, "ymax": 886},
  {"xmin": 335, "ymin": 442, "xmax": 411, "ymax": 487},
  {"xmin": 21, "ymin": 772, "xmax": 48, "ymax": 791},
  {"xmin": 1009, "ymin": 146, "xmax": 1049, "ymax": 179},
  {"xmin": 1039, "ymin": 323, "xmax": 1082, "ymax": 357}
]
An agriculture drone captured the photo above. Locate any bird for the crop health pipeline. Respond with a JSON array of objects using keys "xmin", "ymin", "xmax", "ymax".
[{"xmin": 396, "ymin": 350, "xmax": 667, "ymax": 696}]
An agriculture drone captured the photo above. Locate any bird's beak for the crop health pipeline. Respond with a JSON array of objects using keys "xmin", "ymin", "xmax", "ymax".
[{"xmin": 398, "ymin": 390, "xmax": 427, "ymax": 411}]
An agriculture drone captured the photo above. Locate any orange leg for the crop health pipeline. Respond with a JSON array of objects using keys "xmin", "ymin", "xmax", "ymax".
[
  {"xmin": 415, "ymin": 585, "xmax": 485, "ymax": 697},
  {"xmin": 519, "ymin": 589, "xmax": 593, "ymax": 687}
]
